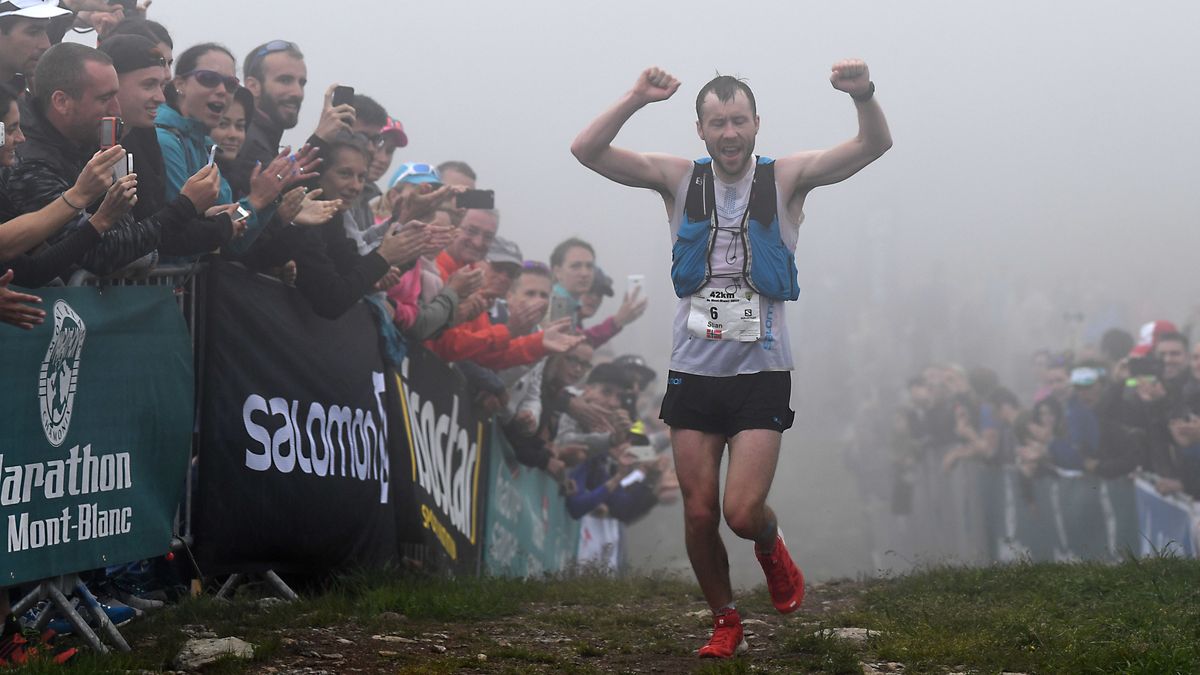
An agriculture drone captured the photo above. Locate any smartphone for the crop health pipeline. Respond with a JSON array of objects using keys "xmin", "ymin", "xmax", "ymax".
[
  {"xmin": 332, "ymin": 85, "xmax": 355, "ymax": 108},
  {"xmin": 207, "ymin": 144, "xmax": 219, "ymax": 166},
  {"xmin": 113, "ymin": 152, "xmax": 134, "ymax": 179},
  {"xmin": 620, "ymin": 469, "xmax": 646, "ymax": 488},
  {"xmin": 627, "ymin": 274, "xmax": 645, "ymax": 298},
  {"xmin": 548, "ymin": 293, "xmax": 575, "ymax": 324},
  {"xmin": 0, "ymin": 121, "xmax": 5, "ymax": 148},
  {"xmin": 234, "ymin": 205, "xmax": 251, "ymax": 223},
  {"xmin": 623, "ymin": 446, "xmax": 657, "ymax": 463},
  {"xmin": 456, "ymin": 189, "xmax": 495, "ymax": 210},
  {"xmin": 98, "ymin": 116, "xmax": 122, "ymax": 149}
]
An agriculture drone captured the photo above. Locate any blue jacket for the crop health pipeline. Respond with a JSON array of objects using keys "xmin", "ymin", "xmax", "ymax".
[
  {"xmin": 155, "ymin": 104, "xmax": 271, "ymax": 253},
  {"xmin": 671, "ymin": 157, "xmax": 799, "ymax": 301},
  {"xmin": 565, "ymin": 455, "xmax": 658, "ymax": 523}
]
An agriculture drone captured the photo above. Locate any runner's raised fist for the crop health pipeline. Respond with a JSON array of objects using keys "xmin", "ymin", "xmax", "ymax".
[
  {"xmin": 632, "ymin": 67, "xmax": 681, "ymax": 105},
  {"xmin": 829, "ymin": 59, "xmax": 871, "ymax": 97}
]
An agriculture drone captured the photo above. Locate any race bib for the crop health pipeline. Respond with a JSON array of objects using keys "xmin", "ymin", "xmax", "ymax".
[{"xmin": 688, "ymin": 287, "xmax": 760, "ymax": 342}]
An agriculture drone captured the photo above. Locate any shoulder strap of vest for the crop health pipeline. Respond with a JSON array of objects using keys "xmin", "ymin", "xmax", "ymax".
[
  {"xmin": 684, "ymin": 159, "xmax": 713, "ymax": 223},
  {"xmin": 749, "ymin": 157, "xmax": 777, "ymax": 226}
]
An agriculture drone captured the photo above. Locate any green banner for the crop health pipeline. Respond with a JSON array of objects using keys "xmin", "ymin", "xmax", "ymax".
[
  {"xmin": 0, "ymin": 286, "xmax": 192, "ymax": 586},
  {"xmin": 483, "ymin": 427, "xmax": 578, "ymax": 577}
]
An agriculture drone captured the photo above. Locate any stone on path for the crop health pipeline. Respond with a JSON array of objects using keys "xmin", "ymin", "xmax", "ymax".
[{"xmin": 172, "ymin": 637, "xmax": 255, "ymax": 670}]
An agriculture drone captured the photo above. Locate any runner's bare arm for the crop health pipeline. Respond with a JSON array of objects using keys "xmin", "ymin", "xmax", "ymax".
[
  {"xmin": 571, "ymin": 67, "xmax": 691, "ymax": 194},
  {"xmin": 776, "ymin": 59, "xmax": 892, "ymax": 200}
]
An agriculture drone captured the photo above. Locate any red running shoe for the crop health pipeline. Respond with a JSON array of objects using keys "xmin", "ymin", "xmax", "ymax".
[
  {"xmin": 755, "ymin": 532, "xmax": 805, "ymax": 614},
  {"xmin": 697, "ymin": 607, "xmax": 748, "ymax": 658}
]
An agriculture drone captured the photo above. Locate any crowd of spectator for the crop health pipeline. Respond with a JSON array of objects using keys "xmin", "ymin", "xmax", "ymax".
[
  {"xmin": 0, "ymin": 0, "xmax": 677, "ymax": 664},
  {"xmin": 892, "ymin": 319, "xmax": 1200, "ymax": 510}
]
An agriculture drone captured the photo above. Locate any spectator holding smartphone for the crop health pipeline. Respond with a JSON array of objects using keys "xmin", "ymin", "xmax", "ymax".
[
  {"xmin": 208, "ymin": 85, "xmax": 256, "ymax": 200},
  {"xmin": 0, "ymin": 79, "xmax": 138, "ymax": 293},
  {"xmin": 158, "ymin": 43, "xmax": 315, "ymax": 254},
  {"xmin": 2, "ymin": 43, "xmax": 217, "ymax": 276},
  {"xmin": 99, "ymin": 34, "xmax": 238, "ymax": 253}
]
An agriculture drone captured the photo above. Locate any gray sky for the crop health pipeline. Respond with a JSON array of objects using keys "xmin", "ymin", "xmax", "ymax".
[
  {"xmin": 147, "ymin": 0, "xmax": 1200, "ymax": 371},
  {"xmin": 147, "ymin": 0, "xmax": 1200, "ymax": 578}
]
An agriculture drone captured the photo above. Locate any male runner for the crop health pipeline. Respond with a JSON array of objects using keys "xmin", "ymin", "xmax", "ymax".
[{"xmin": 571, "ymin": 61, "xmax": 891, "ymax": 658}]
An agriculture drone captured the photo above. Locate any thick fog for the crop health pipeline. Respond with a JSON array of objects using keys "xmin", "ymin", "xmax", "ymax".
[{"xmin": 148, "ymin": 0, "xmax": 1200, "ymax": 583}]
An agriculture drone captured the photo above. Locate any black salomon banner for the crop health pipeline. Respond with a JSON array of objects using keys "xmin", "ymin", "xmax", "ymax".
[
  {"xmin": 390, "ymin": 347, "xmax": 490, "ymax": 574},
  {"xmin": 196, "ymin": 261, "xmax": 398, "ymax": 573}
]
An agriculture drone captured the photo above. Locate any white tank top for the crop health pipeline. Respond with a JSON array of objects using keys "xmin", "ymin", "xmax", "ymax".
[{"xmin": 666, "ymin": 160, "xmax": 800, "ymax": 377}]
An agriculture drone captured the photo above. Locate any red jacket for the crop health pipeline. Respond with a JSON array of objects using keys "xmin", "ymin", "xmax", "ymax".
[{"xmin": 425, "ymin": 252, "xmax": 547, "ymax": 368}]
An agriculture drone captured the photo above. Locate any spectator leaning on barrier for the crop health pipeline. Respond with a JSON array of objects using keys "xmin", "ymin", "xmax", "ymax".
[
  {"xmin": 0, "ymin": 0, "xmax": 70, "ymax": 93},
  {"xmin": 2, "ymin": 42, "xmax": 219, "ymax": 276},
  {"xmin": 158, "ymin": 42, "xmax": 316, "ymax": 255},
  {"xmin": 0, "ymin": 92, "xmax": 137, "ymax": 327},
  {"xmin": 564, "ymin": 363, "xmax": 662, "ymax": 524},
  {"xmin": 504, "ymin": 340, "xmax": 596, "ymax": 475},
  {"xmin": 430, "ymin": 209, "xmax": 584, "ymax": 367},
  {"xmin": 268, "ymin": 136, "xmax": 428, "ymax": 319},
  {"xmin": 98, "ymin": 34, "xmax": 236, "ymax": 253}
]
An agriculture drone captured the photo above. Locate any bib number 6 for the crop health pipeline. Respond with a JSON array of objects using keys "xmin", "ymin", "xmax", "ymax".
[{"xmin": 710, "ymin": 307, "xmax": 718, "ymax": 321}]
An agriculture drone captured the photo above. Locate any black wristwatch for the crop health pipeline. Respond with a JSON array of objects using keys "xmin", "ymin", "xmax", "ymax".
[{"xmin": 851, "ymin": 81, "xmax": 875, "ymax": 103}]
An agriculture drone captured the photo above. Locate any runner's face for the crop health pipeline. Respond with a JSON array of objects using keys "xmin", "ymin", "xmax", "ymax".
[{"xmin": 696, "ymin": 91, "xmax": 759, "ymax": 179}]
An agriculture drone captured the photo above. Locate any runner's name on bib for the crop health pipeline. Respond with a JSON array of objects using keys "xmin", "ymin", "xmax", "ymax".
[{"xmin": 688, "ymin": 288, "xmax": 760, "ymax": 342}]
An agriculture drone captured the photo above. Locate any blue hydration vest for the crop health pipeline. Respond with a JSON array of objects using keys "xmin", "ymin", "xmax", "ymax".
[{"xmin": 670, "ymin": 156, "xmax": 800, "ymax": 301}]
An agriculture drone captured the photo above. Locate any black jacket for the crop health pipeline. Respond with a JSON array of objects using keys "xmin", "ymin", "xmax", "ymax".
[
  {"xmin": 120, "ymin": 126, "xmax": 232, "ymax": 256},
  {"xmin": 3, "ymin": 101, "xmax": 198, "ymax": 277},
  {"xmin": 253, "ymin": 211, "xmax": 391, "ymax": 319}
]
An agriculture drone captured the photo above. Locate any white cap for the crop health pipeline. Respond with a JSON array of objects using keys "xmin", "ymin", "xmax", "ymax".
[{"xmin": 0, "ymin": 0, "xmax": 72, "ymax": 20}]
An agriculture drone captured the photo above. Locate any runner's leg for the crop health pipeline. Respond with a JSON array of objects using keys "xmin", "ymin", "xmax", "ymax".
[
  {"xmin": 671, "ymin": 428, "xmax": 733, "ymax": 610},
  {"xmin": 723, "ymin": 428, "xmax": 782, "ymax": 545}
]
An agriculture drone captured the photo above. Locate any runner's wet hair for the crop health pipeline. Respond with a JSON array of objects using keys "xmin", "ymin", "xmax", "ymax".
[{"xmin": 695, "ymin": 74, "xmax": 756, "ymax": 122}]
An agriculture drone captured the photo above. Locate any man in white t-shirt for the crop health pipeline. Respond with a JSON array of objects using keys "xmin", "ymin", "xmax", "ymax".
[{"xmin": 571, "ymin": 61, "xmax": 891, "ymax": 658}]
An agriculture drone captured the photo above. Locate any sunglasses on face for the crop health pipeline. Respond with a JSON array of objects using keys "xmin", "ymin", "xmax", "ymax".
[{"xmin": 179, "ymin": 69, "xmax": 240, "ymax": 92}]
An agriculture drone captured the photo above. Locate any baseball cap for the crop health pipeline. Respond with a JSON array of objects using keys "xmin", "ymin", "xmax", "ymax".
[
  {"xmin": 486, "ymin": 236, "xmax": 522, "ymax": 268},
  {"xmin": 389, "ymin": 162, "xmax": 440, "ymax": 189},
  {"xmin": 1129, "ymin": 319, "xmax": 1179, "ymax": 357},
  {"xmin": 0, "ymin": 0, "xmax": 71, "ymax": 19},
  {"xmin": 587, "ymin": 362, "xmax": 632, "ymax": 388},
  {"xmin": 614, "ymin": 354, "xmax": 656, "ymax": 386},
  {"xmin": 379, "ymin": 116, "xmax": 408, "ymax": 148},
  {"xmin": 97, "ymin": 35, "xmax": 167, "ymax": 75}
]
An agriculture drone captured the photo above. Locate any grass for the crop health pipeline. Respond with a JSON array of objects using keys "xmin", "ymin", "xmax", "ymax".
[
  {"xmin": 12, "ymin": 559, "xmax": 1200, "ymax": 673},
  {"xmin": 840, "ymin": 555, "xmax": 1200, "ymax": 674}
]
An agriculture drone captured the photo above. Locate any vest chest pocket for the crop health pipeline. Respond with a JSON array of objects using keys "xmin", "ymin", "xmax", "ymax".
[{"xmin": 671, "ymin": 217, "xmax": 711, "ymax": 297}]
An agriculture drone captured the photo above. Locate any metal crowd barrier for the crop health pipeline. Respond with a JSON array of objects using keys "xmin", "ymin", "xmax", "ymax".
[{"xmin": 67, "ymin": 260, "xmax": 206, "ymax": 555}]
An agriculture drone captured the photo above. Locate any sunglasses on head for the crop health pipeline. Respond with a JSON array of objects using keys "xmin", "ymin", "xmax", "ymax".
[
  {"xmin": 522, "ymin": 260, "xmax": 550, "ymax": 272},
  {"xmin": 393, "ymin": 163, "xmax": 439, "ymax": 184},
  {"xmin": 179, "ymin": 69, "xmax": 239, "ymax": 92}
]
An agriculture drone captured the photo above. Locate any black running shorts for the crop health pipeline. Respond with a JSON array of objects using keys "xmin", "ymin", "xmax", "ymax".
[{"xmin": 658, "ymin": 370, "xmax": 795, "ymax": 438}]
